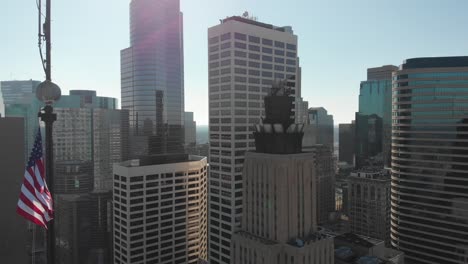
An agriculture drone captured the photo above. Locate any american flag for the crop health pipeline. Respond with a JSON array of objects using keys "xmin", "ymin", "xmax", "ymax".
[{"xmin": 16, "ymin": 128, "xmax": 53, "ymax": 228}]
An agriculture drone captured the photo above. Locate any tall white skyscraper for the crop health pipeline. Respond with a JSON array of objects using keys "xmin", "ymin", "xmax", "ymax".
[{"xmin": 207, "ymin": 15, "xmax": 301, "ymax": 264}]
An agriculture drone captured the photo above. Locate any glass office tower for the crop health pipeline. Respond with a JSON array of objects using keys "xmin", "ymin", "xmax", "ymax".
[
  {"xmin": 391, "ymin": 57, "xmax": 468, "ymax": 263},
  {"xmin": 356, "ymin": 65, "xmax": 397, "ymax": 168},
  {"xmin": 121, "ymin": 0, "xmax": 185, "ymax": 157}
]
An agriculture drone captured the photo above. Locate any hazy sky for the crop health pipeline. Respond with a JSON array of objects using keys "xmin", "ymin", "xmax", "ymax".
[{"xmin": 2, "ymin": 0, "xmax": 468, "ymax": 124}]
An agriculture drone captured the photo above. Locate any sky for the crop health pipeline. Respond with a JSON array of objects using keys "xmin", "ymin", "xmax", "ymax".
[{"xmin": 1, "ymin": 0, "xmax": 468, "ymax": 124}]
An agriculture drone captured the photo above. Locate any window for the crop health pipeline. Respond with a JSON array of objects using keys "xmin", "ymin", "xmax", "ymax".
[
  {"xmin": 235, "ymin": 42, "xmax": 246, "ymax": 49},
  {"xmin": 274, "ymin": 65, "xmax": 284, "ymax": 71},
  {"xmin": 249, "ymin": 61, "xmax": 260, "ymax": 68},
  {"xmin": 262, "ymin": 38, "xmax": 273, "ymax": 46},
  {"xmin": 220, "ymin": 59, "xmax": 230, "ymax": 66},
  {"xmin": 249, "ymin": 69, "xmax": 260, "ymax": 76},
  {"xmin": 262, "ymin": 63, "xmax": 273, "ymax": 69},
  {"xmin": 275, "ymin": 49, "xmax": 284, "ymax": 56},
  {"xmin": 286, "ymin": 51, "xmax": 296, "ymax": 58},
  {"xmin": 235, "ymin": 68, "xmax": 247, "ymax": 74},
  {"xmin": 234, "ymin": 32, "xmax": 246, "ymax": 40},
  {"xmin": 286, "ymin": 43, "xmax": 296, "ymax": 50},
  {"xmin": 274, "ymin": 41, "xmax": 285, "ymax": 48},
  {"xmin": 249, "ymin": 53, "xmax": 260, "ymax": 60},
  {"xmin": 262, "ymin": 71, "xmax": 272, "ymax": 77},
  {"xmin": 220, "ymin": 50, "xmax": 231, "ymax": 58},
  {"xmin": 286, "ymin": 59, "xmax": 296, "ymax": 65},
  {"xmin": 262, "ymin": 47, "xmax": 272, "ymax": 54},
  {"xmin": 221, "ymin": 42, "xmax": 231, "ymax": 50},
  {"xmin": 275, "ymin": 57, "xmax": 284, "ymax": 64},
  {"xmin": 234, "ymin": 50, "xmax": 247, "ymax": 58},
  {"xmin": 249, "ymin": 45, "xmax": 260, "ymax": 52},
  {"xmin": 234, "ymin": 59, "xmax": 247, "ymax": 66},
  {"xmin": 220, "ymin": 32, "xmax": 231, "ymax": 41},
  {"xmin": 262, "ymin": 55, "xmax": 272, "ymax": 62},
  {"xmin": 248, "ymin": 35, "xmax": 260, "ymax": 43}
]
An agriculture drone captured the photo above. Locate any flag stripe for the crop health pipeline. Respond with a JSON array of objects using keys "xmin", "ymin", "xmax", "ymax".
[
  {"xmin": 16, "ymin": 128, "xmax": 53, "ymax": 229},
  {"xmin": 23, "ymin": 173, "xmax": 53, "ymax": 214},
  {"xmin": 17, "ymin": 200, "xmax": 46, "ymax": 228}
]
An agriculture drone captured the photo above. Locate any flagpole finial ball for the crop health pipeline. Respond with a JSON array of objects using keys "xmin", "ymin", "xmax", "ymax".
[{"xmin": 36, "ymin": 80, "xmax": 61, "ymax": 105}]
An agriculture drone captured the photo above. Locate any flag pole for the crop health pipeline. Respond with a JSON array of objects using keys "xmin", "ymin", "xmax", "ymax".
[{"xmin": 36, "ymin": 0, "xmax": 61, "ymax": 263}]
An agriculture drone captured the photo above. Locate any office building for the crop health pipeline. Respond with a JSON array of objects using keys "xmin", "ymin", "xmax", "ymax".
[
  {"xmin": 0, "ymin": 117, "xmax": 30, "ymax": 263},
  {"xmin": 121, "ymin": 0, "xmax": 185, "ymax": 157},
  {"xmin": 185, "ymin": 112, "xmax": 196, "ymax": 146},
  {"xmin": 113, "ymin": 154, "xmax": 208, "ymax": 264},
  {"xmin": 231, "ymin": 85, "xmax": 334, "ymax": 264},
  {"xmin": 304, "ymin": 107, "xmax": 334, "ymax": 152},
  {"xmin": 391, "ymin": 56, "xmax": 468, "ymax": 263},
  {"xmin": 208, "ymin": 15, "xmax": 301, "ymax": 263},
  {"xmin": 307, "ymin": 144, "xmax": 336, "ymax": 224},
  {"xmin": 0, "ymin": 80, "xmax": 40, "ymax": 106},
  {"xmin": 50, "ymin": 90, "xmax": 128, "ymax": 263},
  {"xmin": 355, "ymin": 65, "xmax": 397, "ymax": 168},
  {"xmin": 5, "ymin": 93, "xmax": 43, "ymax": 161},
  {"xmin": 348, "ymin": 168, "xmax": 390, "ymax": 245},
  {"xmin": 339, "ymin": 122, "xmax": 355, "ymax": 165},
  {"xmin": 53, "ymin": 90, "xmax": 129, "ymax": 191}
]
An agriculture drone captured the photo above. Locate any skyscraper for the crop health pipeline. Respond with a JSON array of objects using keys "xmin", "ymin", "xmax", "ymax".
[
  {"xmin": 391, "ymin": 56, "xmax": 468, "ymax": 263},
  {"xmin": 2, "ymin": 80, "xmax": 43, "ymax": 159},
  {"xmin": 0, "ymin": 80, "xmax": 41, "ymax": 106},
  {"xmin": 184, "ymin": 111, "xmax": 196, "ymax": 146},
  {"xmin": 231, "ymin": 83, "xmax": 334, "ymax": 264},
  {"xmin": 113, "ymin": 154, "xmax": 208, "ymax": 264},
  {"xmin": 208, "ymin": 15, "xmax": 301, "ymax": 263},
  {"xmin": 121, "ymin": 0, "xmax": 185, "ymax": 157},
  {"xmin": 355, "ymin": 65, "xmax": 397, "ymax": 168},
  {"xmin": 339, "ymin": 122, "xmax": 355, "ymax": 165},
  {"xmin": 304, "ymin": 107, "xmax": 334, "ymax": 152},
  {"xmin": 51, "ymin": 90, "xmax": 129, "ymax": 263}
]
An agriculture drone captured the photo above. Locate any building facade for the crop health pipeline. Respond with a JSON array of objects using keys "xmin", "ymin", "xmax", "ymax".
[
  {"xmin": 231, "ymin": 89, "xmax": 334, "ymax": 264},
  {"xmin": 121, "ymin": 0, "xmax": 185, "ymax": 157},
  {"xmin": 113, "ymin": 155, "xmax": 208, "ymax": 264},
  {"xmin": 391, "ymin": 56, "xmax": 468, "ymax": 263},
  {"xmin": 304, "ymin": 107, "xmax": 334, "ymax": 152},
  {"xmin": 184, "ymin": 112, "xmax": 196, "ymax": 146},
  {"xmin": 0, "ymin": 80, "xmax": 40, "ymax": 106},
  {"xmin": 348, "ymin": 169, "xmax": 390, "ymax": 245},
  {"xmin": 339, "ymin": 122, "xmax": 355, "ymax": 165},
  {"xmin": 306, "ymin": 144, "xmax": 336, "ymax": 224},
  {"xmin": 0, "ymin": 117, "xmax": 30, "ymax": 263},
  {"xmin": 208, "ymin": 15, "xmax": 301, "ymax": 263},
  {"xmin": 355, "ymin": 65, "xmax": 397, "ymax": 168}
]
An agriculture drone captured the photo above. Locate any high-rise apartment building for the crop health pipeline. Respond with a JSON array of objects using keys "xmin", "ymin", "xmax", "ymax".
[
  {"xmin": 391, "ymin": 56, "xmax": 468, "ymax": 263},
  {"xmin": 348, "ymin": 168, "xmax": 390, "ymax": 245},
  {"xmin": 355, "ymin": 65, "xmax": 397, "ymax": 168},
  {"xmin": 304, "ymin": 107, "xmax": 334, "ymax": 152},
  {"xmin": 113, "ymin": 154, "xmax": 208, "ymax": 264},
  {"xmin": 231, "ymin": 84, "xmax": 334, "ymax": 264},
  {"xmin": 121, "ymin": 0, "xmax": 185, "ymax": 157},
  {"xmin": 339, "ymin": 122, "xmax": 355, "ymax": 165},
  {"xmin": 208, "ymin": 15, "xmax": 301, "ymax": 263}
]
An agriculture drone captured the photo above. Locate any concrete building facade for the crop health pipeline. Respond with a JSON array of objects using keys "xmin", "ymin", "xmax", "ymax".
[
  {"xmin": 208, "ymin": 15, "xmax": 301, "ymax": 263},
  {"xmin": 113, "ymin": 155, "xmax": 208, "ymax": 264},
  {"xmin": 348, "ymin": 169, "xmax": 391, "ymax": 245}
]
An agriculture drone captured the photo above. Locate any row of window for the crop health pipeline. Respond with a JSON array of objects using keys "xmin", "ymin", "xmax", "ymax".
[{"xmin": 209, "ymin": 32, "xmax": 296, "ymax": 50}]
